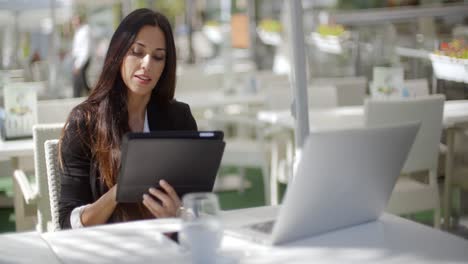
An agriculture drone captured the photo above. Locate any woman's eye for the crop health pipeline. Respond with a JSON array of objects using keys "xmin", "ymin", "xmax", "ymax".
[
  {"xmin": 130, "ymin": 49, "xmax": 144, "ymax": 56},
  {"xmin": 153, "ymin": 55, "xmax": 165, "ymax": 61}
]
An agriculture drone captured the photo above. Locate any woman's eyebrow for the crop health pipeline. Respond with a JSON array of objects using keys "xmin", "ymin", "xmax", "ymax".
[
  {"xmin": 135, "ymin": 42, "xmax": 146, "ymax": 47},
  {"xmin": 135, "ymin": 42, "xmax": 166, "ymax": 52}
]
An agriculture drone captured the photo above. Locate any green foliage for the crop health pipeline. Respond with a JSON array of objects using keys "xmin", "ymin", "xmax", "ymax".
[
  {"xmin": 436, "ymin": 39, "xmax": 468, "ymax": 59},
  {"xmin": 337, "ymin": 0, "xmax": 385, "ymax": 9},
  {"xmin": 258, "ymin": 19, "xmax": 282, "ymax": 33},
  {"xmin": 317, "ymin": 24, "xmax": 345, "ymax": 37},
  {"xmin": 154, "ymin": 0, "xmax": 185, "ymax": 26},
  {"xmin": 204, "ymin": 20, "xmax": 220, "ymax": 27}
]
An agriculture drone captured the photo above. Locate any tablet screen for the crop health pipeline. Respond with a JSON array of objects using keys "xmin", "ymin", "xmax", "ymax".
[{"xmin": 116, "ymin": 131, "xmax": 225, "ymax": 203}]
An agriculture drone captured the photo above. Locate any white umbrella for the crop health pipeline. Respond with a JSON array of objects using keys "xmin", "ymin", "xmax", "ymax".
[{"xmin": 287, "ymin": 0, "xmax": 310, "ymax": 174}]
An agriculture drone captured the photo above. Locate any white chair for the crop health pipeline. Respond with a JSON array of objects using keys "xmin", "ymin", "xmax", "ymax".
[
  {"xmin": 364, "ymin": 94, "xmax": 445, "ymax": 227},
  {"xmin": 439, "ymin": 124, "xmax": 468, "ymax": 226},
  {"xmin": 218, "ymin": 134, "xmax": 270, "ymax": 193},
  {"xmin": 263, "ymin": 87, "xmax": 292, "ymax": 110},
  {"xmin": 204, "ymin": 111, "xmax": 269, "ymax": 196},
  {"xmin": 255, "ymin": 71, "xmax": 290, "ymax": 92},
  {"xmin": 209, "ymin": 72, "xmax": 289, "ymax": 204},
  {"xmin": 176, "ymin": 67, "xmax": 223, "ymax": 94},
  {"xmin": 311, "ymin": 76, "xmax": 367, "ymax": 106},
  {"xmin": 268, "ymin": 128, "xmax": 294, "ymax": 205},
  {"xmin": 221, "ymin": 81, "xmax": 336, "ymax": 204},
  {"xmin": 404, "ymin": 79, "xmax": 430, "ymax": 97},
  {"xmin": 44, "ymin": 139, "xmax": 61, "ymax": 232},
  {"xmin": 12, "ymin": 97, "xmax": 83, "ymax": 231},
  {"xmin": 264, "ymin": 85, "xmax": 339, "ymax": 110},
  {"xmin": 205, "ymin": 79, "xmax": 289, "ymax": 204},
  {"xmin": 13, "ymin": 123, "xmax": 64, "ymax": 232},
  {"xmin": 308, "ymin": 85, "xmax": 339, "ymax": 109}
]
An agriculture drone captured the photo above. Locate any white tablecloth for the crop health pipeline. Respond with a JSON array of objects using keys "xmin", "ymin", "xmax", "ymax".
[{"xmin": 2, "ymin": 207, "xmax": 467, "ymax": 264}]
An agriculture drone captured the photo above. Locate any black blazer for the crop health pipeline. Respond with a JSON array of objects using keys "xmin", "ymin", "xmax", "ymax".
[{"xmin": 59, "ymin": 100, "xmax": 197, "ymax": 229}]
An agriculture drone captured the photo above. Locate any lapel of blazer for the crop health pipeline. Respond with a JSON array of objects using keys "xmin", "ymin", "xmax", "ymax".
[{"xmin": 147, "ymin": 100, "xmax": 172, "ymax": 131}]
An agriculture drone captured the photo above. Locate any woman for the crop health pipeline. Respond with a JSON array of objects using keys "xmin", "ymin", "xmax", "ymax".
[{"xmin": 59, "ymin": 8, "xmax": 197, "ymax": 229}]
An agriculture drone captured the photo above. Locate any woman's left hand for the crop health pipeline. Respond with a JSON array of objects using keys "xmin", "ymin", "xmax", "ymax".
[{"xmin": 142, "ymin": 179, "xmax": 181, "ymax": 218}]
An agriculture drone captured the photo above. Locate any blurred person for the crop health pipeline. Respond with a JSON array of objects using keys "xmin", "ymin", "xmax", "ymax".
[
  {"xmin": 59, "ymin": 8, "xmax": 197, "ymax": 229},
  {"xmin": 29, "ymin": 50, "xmax": 41, "ymax": 65},
  {"xmin": 71, "ymin": 13, "xmax": 92, "ymax": 97}
]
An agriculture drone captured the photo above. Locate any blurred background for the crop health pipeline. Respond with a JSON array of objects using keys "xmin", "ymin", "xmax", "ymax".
[
  {"xmin": 0, "ymin": 0, "xmax": 468, "ymax": 237},
  {"xmin": 0, "ymin": 0, "xmax": 465, "ymax": 98}
]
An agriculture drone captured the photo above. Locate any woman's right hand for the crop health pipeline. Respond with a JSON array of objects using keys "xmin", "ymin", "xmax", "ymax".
[{"xmin": 142, "ymin": 180, "xmax": 182, "ymax": 218}]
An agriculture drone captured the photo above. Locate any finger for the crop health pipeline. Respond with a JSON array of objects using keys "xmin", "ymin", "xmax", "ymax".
[
  {"xmin": 143, "ymin": 194, "xmax": 170, "ymax": 218},
  {"xmin": 159, "ymin": 180, "xmax": 181, "ymax": 205},
  {"xmin": 143, "ymin": 194, "xmax": 168, "ymax": 218},
  {"xmin": 148, "ymin": 188, "xmax": 175, "ymax": 210}
]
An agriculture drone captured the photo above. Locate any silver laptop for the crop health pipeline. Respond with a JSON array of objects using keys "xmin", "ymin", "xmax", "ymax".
[{"xmin": 226, "ymin": 122, "xmax": 419, "ymax": 245}]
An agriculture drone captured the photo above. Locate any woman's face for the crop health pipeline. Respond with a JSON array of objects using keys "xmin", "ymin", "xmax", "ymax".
[{"xmin": 121, "ymin": 25, "xmax": 166, "ymax": 97}]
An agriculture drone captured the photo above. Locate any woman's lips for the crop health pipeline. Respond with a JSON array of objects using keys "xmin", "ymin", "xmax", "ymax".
[{"xmin": 134, "ymin": 75, "xmax": 151, "ymax": 84}]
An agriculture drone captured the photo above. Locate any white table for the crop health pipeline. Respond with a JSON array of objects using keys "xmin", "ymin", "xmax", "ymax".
[
  {"xmin": 0, "ymin": 206, "xmax": 467, "ymax": 263},
  {"xmin": 222, "ymin": 206, "xmax": 468, "ymax": 264},
  {"xmin": 176, "ymin": 91, "xmax": 265, "ymax": 110},
  {"xmin": 0, "ymin": 231, "xmax": 61, "ymax": 264},
  {"xmin": 0, "ymin": 138, "xmax": 34, "ymax": 162},
  {"xmin": 257, "ymin": 100, "xmax": 468, "ymax": 131},
  {"xmin": 0, "ymin": 138, "xmax": 33, "ymax": 207},
  {"xmin": 41, "ymin": 219, "xmax": 183, "ymax": 264},
  {"xmin": 257, "ymin": 100, "xmax": 468, "ymax": 229}
]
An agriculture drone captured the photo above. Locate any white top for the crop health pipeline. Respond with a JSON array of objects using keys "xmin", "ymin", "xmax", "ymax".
[
  {"xmin": 72, "ymin": 24, "xmax": 91, "ymax": 69},
  {"xmin": 70, "ymin": 111, "xmax": 150, "ymax": 229}
]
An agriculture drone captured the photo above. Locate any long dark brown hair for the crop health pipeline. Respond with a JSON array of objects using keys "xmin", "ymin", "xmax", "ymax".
[{"xmin": 60, "ymin": 8, "xmax": 177, "ymax": 221}]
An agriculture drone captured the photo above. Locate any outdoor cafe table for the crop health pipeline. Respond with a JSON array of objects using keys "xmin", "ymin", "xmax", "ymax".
[
  {"xmin": 0, "ymin": 206, "xmax": 467, "ymax": 263},
  {"xmin": 257, "ymin": 100, "xmax": 468, "ymax": 230}
]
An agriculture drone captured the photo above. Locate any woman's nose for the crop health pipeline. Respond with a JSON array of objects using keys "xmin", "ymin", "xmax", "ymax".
[{"xmin": 141, "ymin": 54, "xmax": 152, "ymax": 71}]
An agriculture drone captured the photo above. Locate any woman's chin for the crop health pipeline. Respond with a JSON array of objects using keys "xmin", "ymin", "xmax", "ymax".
[{"xmin": 127, "ymin": 86, "xmax": 154, "ymax": 97}]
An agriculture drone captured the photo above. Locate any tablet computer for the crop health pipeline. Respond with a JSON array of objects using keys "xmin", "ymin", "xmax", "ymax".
[{"xmin": 116, "ymin": 131, "xmax": 225, "ymax": 203}]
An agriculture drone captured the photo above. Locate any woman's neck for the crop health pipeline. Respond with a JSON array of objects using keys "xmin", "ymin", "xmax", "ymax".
[{"xmin": 127, "ymin": 93, "xmax": 150, "ymax": 132}]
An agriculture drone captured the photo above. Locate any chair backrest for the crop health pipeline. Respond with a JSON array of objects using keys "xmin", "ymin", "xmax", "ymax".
[
  {"xmin": 311, "ymin": 76, "xmax": 367, "ymax": 106},
  {"xmin": 44, "ymin": 139, "xmax": 60, "ymax": 232},
  {"xmin": 403, "ymin": 79, "xmax": 429, "ymax": 97},
  {"xmin": 176, "ymin": 67, "xmax": 223, "ymax": 93},
  {"xmin": 255, "ymin": 71, "xmax": 290, "ymax": 92},
  {"xmin": 37, "ymin": 97, "xmax": 85, "ymax": 124},
  {"xmin": 264, "ymin": 87, "xmax": 292, "ymax": 110},
  {"xmin": 308, "ymin": 85, "xmax": 338, "ymax": 109},
  {"xmin": 364, "ymin": 94, "xmax": 445, "ymax": 173},
  {"xmin": 263, "ymin": 85, "xmax": 338, "ymax": 110},
  {"xmin": 3, "ymin": 81, "xmax": 41, "ymax": 139},
  {"xmin": 33, "ymin": 123, "xmax": 64, "ymax": 232}
]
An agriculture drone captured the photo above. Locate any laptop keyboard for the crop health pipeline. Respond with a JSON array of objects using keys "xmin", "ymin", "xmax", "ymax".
[{"xmin": 250, "ymin": 220, "xmax": 276, "ymax": 234}]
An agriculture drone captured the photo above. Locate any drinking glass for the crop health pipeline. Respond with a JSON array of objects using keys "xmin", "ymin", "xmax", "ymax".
[{"xmin": 179, "ymin": 192, "xmax": 223, "ymax": 264}]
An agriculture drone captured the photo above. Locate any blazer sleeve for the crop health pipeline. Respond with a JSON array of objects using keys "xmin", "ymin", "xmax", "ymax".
[{"xmin": 58, "ymin": 117, "xmax": 94, "ymax": 229}]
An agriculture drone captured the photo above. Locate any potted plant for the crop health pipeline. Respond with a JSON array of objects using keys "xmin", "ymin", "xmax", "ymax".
[
  {"xmin": 257, "ymin": 19, "xmax": 282, "ymax": 46},
  {"xmin": 202, "ymin": 20, "xmax": 223, "ymax": 45},
  {"xmin": 429, "ymin": 39, "xmax": 468, "ymax": 83},
  {"xmin": 308, "ymin": 24, "xmax": 350, "ymax": 54}
]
